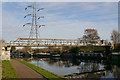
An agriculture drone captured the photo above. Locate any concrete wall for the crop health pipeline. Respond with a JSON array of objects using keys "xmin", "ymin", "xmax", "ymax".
[{"xmin": 1, "ymin": 47, "xmax": 11, "ymax": 60}]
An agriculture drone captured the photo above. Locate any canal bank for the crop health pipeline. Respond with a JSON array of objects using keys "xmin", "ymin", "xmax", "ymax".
[
  {"xmin": 2, "ymin": 59, "xmax": 66, "ymax": 80},
  {"xmin": 10, "ymin": 60, "xmax": 46, "ymax": 79},
  {"xmin": 2, "ymin": 60, "xmax": 18, "ymax": 79},
  {"xmin": 14, "ymin": 59, "xmax": 67, "ymax": 80}
]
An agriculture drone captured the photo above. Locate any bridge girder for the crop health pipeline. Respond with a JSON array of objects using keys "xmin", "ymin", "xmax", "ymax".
[{"xmin": 6, "ymin": 38, "xmax": 109, "ymax": 47}]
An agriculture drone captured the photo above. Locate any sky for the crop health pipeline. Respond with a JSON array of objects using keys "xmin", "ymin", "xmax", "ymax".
[{"xmin": 1, "ymin": 2, "xmax": 118, "ymax": 42}]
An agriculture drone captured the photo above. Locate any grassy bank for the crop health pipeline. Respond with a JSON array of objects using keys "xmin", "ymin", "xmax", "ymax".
[
  {"xmin": 2, "ymin": 60, "xmax": 17, "ymax": 79},
  {"xmin": 15, "ymin": 59, "xmax": 67, "ymax": 80}
]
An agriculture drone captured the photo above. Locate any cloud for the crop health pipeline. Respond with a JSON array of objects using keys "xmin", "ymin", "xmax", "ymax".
[
  {"xmin": 39, "ymin": 20, "xmax": 117, "ymax": 41},
  {"xmin": 2, "ymin": 2, "xmax": 118, "ymax": 42},
  {"xmin": 37, "ymin": 2, "xmax": 117, "ymax": 22},
  {"xmin": 1, "ymin": 0, "xmax": 119, "ymax": 2},
  {"xmin": 0, "ymin": 2, "xmax": 2, "ymax": 40},
  {"xmin": 2, "ymin": 10, "xmax": 30, "ymax": 42}
]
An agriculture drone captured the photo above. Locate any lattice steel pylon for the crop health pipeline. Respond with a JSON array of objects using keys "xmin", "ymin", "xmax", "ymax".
[{"xmin": 23, "ymin": 2, "xmax": 45, "ymax": 39}]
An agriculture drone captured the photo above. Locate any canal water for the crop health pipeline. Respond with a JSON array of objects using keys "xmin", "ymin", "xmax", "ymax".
[{"xmin": 27, "ymin": 57, "xmax": 120, "ymax": 78}]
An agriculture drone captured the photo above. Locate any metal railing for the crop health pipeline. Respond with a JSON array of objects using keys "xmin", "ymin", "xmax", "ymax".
[{"xmin": 7, "ymin": 38, "xmax": 108, "ymax": 47}]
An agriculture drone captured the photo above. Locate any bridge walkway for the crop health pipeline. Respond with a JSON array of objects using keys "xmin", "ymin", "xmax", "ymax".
[{"xmin": 10, "ymin": 60, "xmax": 46, "ymax": 79}]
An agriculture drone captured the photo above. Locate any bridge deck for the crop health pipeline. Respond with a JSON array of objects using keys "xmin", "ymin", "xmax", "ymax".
[{"xmin": 6, "ymin": 38, "xmax": 109, "ymax": 47}]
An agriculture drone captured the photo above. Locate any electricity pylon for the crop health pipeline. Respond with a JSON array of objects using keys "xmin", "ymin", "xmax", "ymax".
[{"xmin": 23, "ymin": 2, "xmax": 45, "ymax": 39}]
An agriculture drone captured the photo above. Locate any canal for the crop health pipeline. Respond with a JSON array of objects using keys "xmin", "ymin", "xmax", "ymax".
[{"xmin": 23, "ymin": 56, "xmax": 120, "ymax": 78}]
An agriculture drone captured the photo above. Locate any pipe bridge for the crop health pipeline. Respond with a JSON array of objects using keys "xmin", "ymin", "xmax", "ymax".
[{"xmin": 6, "ymin": 38, "xmax": 108, "ymax": 47}]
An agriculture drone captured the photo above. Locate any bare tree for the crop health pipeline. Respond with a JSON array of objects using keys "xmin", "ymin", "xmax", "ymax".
[
  {"xmin": 111, "ymin": 30, "xmax": 120, "ymax": 44},
  {"xmin": 82, "ymin": 29, "xmax": 100, "ymax": 40}
]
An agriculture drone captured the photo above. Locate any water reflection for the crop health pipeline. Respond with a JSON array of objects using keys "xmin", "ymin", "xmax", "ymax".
[{"xmin": 27, "ymin": 57, "xmax": 120, "ymax": 78}]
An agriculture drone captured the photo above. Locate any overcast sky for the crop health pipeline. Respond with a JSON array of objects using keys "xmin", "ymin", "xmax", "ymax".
[{"xmin": 2, "ymin": 2, "xmax": 118, "ymax": 42}]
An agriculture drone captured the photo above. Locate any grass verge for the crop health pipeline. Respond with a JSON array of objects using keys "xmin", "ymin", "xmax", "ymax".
[
  {"xmin": 15, "ymin": 59, "xmax": 67, "ymax": 80},
  {"xmin": 2, "ymin": 60, "xmax": 17, "ymax": 79}
]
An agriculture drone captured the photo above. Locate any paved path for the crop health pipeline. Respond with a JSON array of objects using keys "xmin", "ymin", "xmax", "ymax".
[{"xmin": 10, "ymin": 60, "xmax": 46, "ymax": 79}]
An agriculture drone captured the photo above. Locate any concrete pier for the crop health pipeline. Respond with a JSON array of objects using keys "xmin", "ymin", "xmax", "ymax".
[{"xmin": 1, "ymin": 47, "xmax": 11, "ymax": 60}]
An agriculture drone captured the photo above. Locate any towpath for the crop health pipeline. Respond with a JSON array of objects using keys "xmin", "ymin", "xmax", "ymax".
[{"xmin": 10, "ymin": 60, "xmax": 46, "ymax": 79}]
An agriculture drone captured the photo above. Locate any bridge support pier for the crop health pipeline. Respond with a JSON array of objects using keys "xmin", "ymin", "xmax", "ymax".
[{"xmin": 1, "ymin": 47, "xmax": 11, "ymax": 60}]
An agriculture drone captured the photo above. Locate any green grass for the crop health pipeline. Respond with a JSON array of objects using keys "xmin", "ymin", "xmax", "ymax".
[
  {"xmin": 15, "ymin": 59, "xmax": 67, "ymax": 80},
  {"xmin": 2, "ymin": 60, "xmax": 17, "ymax": 79}
]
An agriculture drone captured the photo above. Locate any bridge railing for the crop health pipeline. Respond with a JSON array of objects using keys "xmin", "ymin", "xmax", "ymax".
[{"xmin": 7, "ymin": 38, "xmax": 108, "ymax": 47}]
